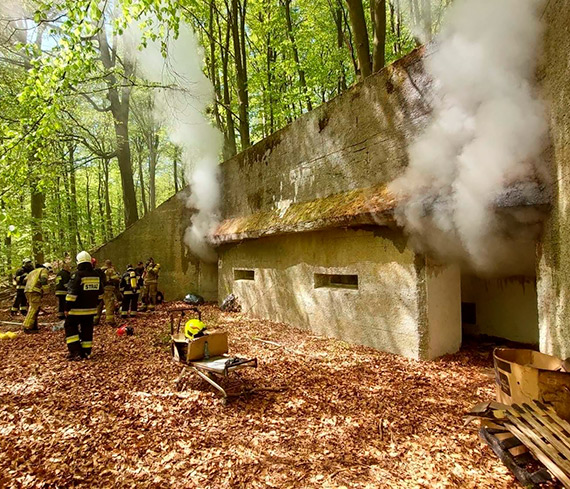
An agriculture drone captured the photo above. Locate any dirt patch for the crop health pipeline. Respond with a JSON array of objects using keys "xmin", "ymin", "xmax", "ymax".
[{"xmin": 0, "ymin": 301, "xmax": 515, "ymax": 488}]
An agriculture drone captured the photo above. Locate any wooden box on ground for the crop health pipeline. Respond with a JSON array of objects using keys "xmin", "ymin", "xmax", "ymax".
[
  {"xmin": 172, "ymin": 331, "xmax": 229, "ymax": 363},
  {"xmin": 494, "ymin": 348, "xmax": 570, "ymax": 422}
]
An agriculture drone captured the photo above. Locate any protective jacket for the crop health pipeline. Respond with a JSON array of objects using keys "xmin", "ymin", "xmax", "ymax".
[
  {"xmin": 24, "ymin": 267, "xmax": 50, "ymax": 295},
  {"xmin": 55, "ymin": 269, "xmax": 71, "ymax": 296},
  {"xmin": 65, "ymin": 263, "xmax": 102, "ymax": 315},
  {"xmin": 144, "ymin": 263, "xmax": 160, "ymax": 284},
  {"xmin": 101, "ymin": 266, "xmax": 120, "ymax": 289},
  {"xmin": 14, "ymin": 263, "xmax": 33, "ymax": 289},
  {"xmin": 120, "ymin": 268, "xmax": 141, "ymax": 295}
]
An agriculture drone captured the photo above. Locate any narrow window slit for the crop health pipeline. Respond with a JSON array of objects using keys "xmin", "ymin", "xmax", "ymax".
[
  {"xmin": 314, "ymin": 273, "xmax": 358, "ymax": 290},
  {"xmin": 234, "ymin": 269, "xmax": 255, "ymax": 281}
]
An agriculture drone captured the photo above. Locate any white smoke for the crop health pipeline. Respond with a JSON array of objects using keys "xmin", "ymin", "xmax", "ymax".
[
  {"xmin": 132, "ymin": 25, "xmax": 222, "ymax": 263},
  {"xmin": 389, "ymin": 0, "xmax": 548, "ymax": 274}
]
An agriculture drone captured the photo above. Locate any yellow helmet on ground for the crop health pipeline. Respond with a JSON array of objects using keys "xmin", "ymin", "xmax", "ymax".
[{"xmin": 184, "ymin": 319, "xmax": 206, "ymax": 339}]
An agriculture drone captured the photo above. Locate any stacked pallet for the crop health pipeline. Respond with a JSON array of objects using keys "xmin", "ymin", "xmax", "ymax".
[{"xmin": 467, "ymin": 400, "xmax": 570, "ymax": 488}]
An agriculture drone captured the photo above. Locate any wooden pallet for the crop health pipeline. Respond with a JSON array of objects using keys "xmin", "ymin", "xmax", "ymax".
[
  {"xmin": 503, "ymin": 401, "xmax": 570, "ymax": 488},
  {"xmin": 479, "ymin": 426, "xmax": 551, "ymax": 487}
]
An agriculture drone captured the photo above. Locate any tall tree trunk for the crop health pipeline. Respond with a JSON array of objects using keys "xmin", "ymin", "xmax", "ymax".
[
  {"xmin": 230, "ymin": 0, "xmax": 250, "ymax": 149},
  {"xmin": 2, "ymin": 199, "xmax": 11, "ymax": 275},
  {"xmin": 283, "ymin": 0, "xmax": 312, "ymax": 112},
  {"xmin": 345, "ymin": 0, "xmax": 372, "ymax": 79},
  {"xmin": 68, "ymin": 146, "xmax": 82, "ymax": 254},
  {"xmin": 221, "ymin": 15, "xmax": 237, "ymax": 158},
  {"xmin": 55, "ymin": 176, "xmax": 65, "ymax": 245},
  {"xmin": 335, "ymin": 5, "xmax": 348, "ymax": 92},
  {"xmin": 148, "ymin": 134, "xmax": 158, "ymax": 210},
  {"xmin": 98, "ymin": 28, "xmax": 138, "ymax": 227},
  {"xmin": 85, "ymin": 172, "xmax": 96, "ymax": 245},
  {"xmin": 137, "ymin": 150, "xmax": 148, "ymax": 215},
  {"xmin": 173, "ymin": 148, "xmax": 180, "ymax": 193},
  {"xmin": 371, "ymin": 0, "xmax": 386, "ymax": 71},
  {"xmin": 97, "ymin": 160, "xmax": 108, "ymax": 242},
  {"xmin": 103, "ymin": 158, "xmax": 113, "ymax": 239},
  {"xmin": 209, "ymin": 0, "xmax": 224, "ymax": 133},
  {"xmin": 30, "ymin": 177, "xmax": 45, "ymax": 264}
]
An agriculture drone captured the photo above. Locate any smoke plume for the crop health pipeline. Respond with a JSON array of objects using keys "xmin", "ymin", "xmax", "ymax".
[
  {"xmin": 132, "ymin": 25, "xmax": 222, "ymax": 262},
  {"xmin": 389, "ymin": 0, "xmax": 548, "ymax": 274}
]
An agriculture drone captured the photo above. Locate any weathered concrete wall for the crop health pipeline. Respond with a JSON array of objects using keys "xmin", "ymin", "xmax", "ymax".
[
  {"xmin": 92, "ymin": 194, "xmax": 218, "ymax": 302},
  {"xmin": 462, "ymin": 276, "xmax": 538, "ymax": 345},
  {"xmin": 219, "ymin": 228, "xmax": 460, "ymax": 360},
  {"xmin": 425, "ymin": 263, "xmax": 462, "ymax": 359},
  {"xmin": 220, "ymin": 48, "xmax": 431, "ymax": 220},
  {"xmin": 537, "ymin": 0, "xmax": 570, "ymax": 357}
]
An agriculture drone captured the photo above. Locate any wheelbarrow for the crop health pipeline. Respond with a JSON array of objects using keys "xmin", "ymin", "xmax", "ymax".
[{"xmin": 170, "ymin": 307, "xmax": 257, "ymax": 405}]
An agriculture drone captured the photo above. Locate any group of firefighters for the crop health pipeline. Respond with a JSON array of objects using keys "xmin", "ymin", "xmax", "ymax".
[{"xmin": 10, "ymin": 252, "xmax": 161, "ymax": 360}]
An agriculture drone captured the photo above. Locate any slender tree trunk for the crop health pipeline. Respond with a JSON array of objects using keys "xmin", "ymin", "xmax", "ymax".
[
  {"xmin": 230, "ymin": 0, "xmax": 250, "ymax": 149},
  {"xmin": 2, "ymin": 199, "xmax": 11, "ymax": 275},
  {"xmin": 30, "ymin": 178, "xmax": 45, "ymax": 264},
  {"xmin": 173, "ymin": 148, "xmax": 180, "ymax": 193},
  {"xmin": 137, "ymin": 150, "xmax": 148, "ymax": 215},
  {"xmin": 209, "ymin": 0, "xmax": 224, "ymax": 133},
  {"xmin": 345, "ymin": 0, "xmax": 372, "ymax": 79},
  {"xmin": 221, "ymin": 16, "xmax": 237, "ymax": 158},
  {"xmin": 148, "ymin": 134, "xmax": 158, "ymax": 210},
  {"xmin": 98, "ymin": 28, "xmax": 138, "ymax": 227},
  {"xmin": 103, "ymin": 158, "xmax": 113, "ymax": 239},
  {"xmin": 55, "ymin": 176, "xmax": 65, "ymax": 244},
  {"xmin": 85, "ymin": 172, "xmax": 96, "ymax": 245},
  {"xmin": 68, "ymin": 147, "xmax": 82, "ymax": 254},
  {"xmin": 97, "ymin": 160, "xmax": 108, "ymax": 242},
  {"xmin": 335, "ymin": 5, "xmax": 348, "ymax": 92},
  {"xmin": 283, "ymin": 0, "xmax": 312, "ymax": 112},
  {"xmin": 372, "ymin": 0, "xmax": 386, "ymax": 71}
]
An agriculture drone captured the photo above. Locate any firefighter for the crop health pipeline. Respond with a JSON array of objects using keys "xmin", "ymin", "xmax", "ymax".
[
  {"xmin": 100, "ymin": 259, "xmax": 120, "ymax": 325},
  {"xmin": 141, "ymin": 257, "xmax": 161, "ymax": 312},
  {"xmin": 11, "ymin": 258, "xmax": 34, "ymax": 316},
  {"xmin": 64, "ymin": 251, "xmax": 102, "ymax": 360},
  {"xmin": 23, "ymin": 262, "xmax": 52, "ymax": 333},
  {"xmin": 136, "ymin": 261, "xmax": 147, "ymax": 311},
  {"xmin": 92, "ymin": 258, "xmax": 106, "ymax": 326},
  {"xmin": 55, "ymin": 262, "xmax": 72, "ymax": 320},
  {"xmin": 119, "ymin": 264, "xmax": 141, "ymax": 318}
]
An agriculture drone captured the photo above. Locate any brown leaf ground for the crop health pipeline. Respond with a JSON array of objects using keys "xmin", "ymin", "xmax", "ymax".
[{"xmin": 0, "ymin": 298, "xmax": 519, "ymax": 488}]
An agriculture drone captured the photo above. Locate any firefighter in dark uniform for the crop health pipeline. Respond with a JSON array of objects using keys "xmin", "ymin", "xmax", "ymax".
[
  {"xmin": 11, "ymin": 258, "xmax": 34, "ymax": 316},
  {"xmin": 55, "ymin": 262, "xmax": 72, "ymax": 320},
  {"xmin": 64, "ymin": 251, "xmax": 102, "ymax": 360},
  {"xmin": 119, "ymin": 265, "xmax": 141, "ymax": 318}
]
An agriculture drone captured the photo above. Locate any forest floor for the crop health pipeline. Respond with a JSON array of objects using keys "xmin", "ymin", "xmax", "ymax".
[{"xmin": 0, "ymin": 297, "xmax": 521, "ymax": 488}]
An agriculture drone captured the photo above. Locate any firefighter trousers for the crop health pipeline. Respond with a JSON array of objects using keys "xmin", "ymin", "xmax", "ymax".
[
  {"xmin": 146, "ymin": 283, "xmax": 158, "ymax": 311},
  {"xmin": 11, "ymin": 289, "xmax": 28, "ymax": 315},
  {"xmin": 23, "ymin": 292, "xmax": 41, "ymax": 331},
  {"xmin": 65, "ymin": 315, "xmax": 94, "ymax": 357},
  {"xmin": 57, "ymin": 294, "xmax": 66, "ymax": 319},
  {"xmin": 103, "ymin": 287, "xmax": 116, "ymax": 325},
  {"xmin": 93, "ymin": 299, "xmax": 104, "ymax": 325},
  {"xmin": 121, "ymin": 293, "xmax": 139, "ymax": 318}
]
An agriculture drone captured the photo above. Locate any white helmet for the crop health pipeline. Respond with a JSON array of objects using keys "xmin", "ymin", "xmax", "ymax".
[
  {"xmin": 22, "ymin": 258, "xmax": 32, "ymax": 265},
  {"xmin": 43, "ymin": 263, "xmax": 53, "ymax": 273},
  {"xmin": 76, "ymin": 251, "xmax": 92, "ymax": 265}
]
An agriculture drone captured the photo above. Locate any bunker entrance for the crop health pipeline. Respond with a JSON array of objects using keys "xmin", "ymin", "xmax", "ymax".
[{"xmin": 460, "ymin": 273, "xmax": 539, "ymax": 346}]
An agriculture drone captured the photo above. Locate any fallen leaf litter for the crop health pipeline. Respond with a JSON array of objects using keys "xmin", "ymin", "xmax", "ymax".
[{"xmin": 0, "ymin": 299, "xmax": 519, "ymax": 488}]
